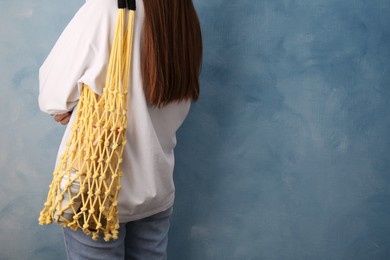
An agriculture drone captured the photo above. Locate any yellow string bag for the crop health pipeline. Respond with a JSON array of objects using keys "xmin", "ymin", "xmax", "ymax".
[{"xmin": 39, "ymin": 0, "xmax": 136, "ymax": 241}]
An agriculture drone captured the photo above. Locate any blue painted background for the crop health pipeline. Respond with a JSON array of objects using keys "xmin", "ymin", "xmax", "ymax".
[{"xmin": 0, "ymin": 0, "xmax": 389, "ymax": 259}]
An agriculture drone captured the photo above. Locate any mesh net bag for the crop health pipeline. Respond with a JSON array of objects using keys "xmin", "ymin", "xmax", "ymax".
[{"xmin": 39, "ymin": 0, "xmax": 136, "ymax": 241}]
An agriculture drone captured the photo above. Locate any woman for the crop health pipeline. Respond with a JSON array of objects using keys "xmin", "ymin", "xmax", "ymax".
[{"xmin": 38, "ymin": 0, "xmax": 202, "ymax": 258}]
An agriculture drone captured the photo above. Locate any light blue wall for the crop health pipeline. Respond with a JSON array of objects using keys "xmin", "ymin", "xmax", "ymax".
[
  {"xmin": 0, "ymin": 0, "xmax": 389, "ymax": 259},
  {"xmin": 0, "ymin": 1, "xmax": 83, "ymax": 259}
]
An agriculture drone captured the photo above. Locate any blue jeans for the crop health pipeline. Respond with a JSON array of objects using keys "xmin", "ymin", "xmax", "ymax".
[{"xmin": 63, "ymin": 207, "xmax": 173, "ymax": 260}]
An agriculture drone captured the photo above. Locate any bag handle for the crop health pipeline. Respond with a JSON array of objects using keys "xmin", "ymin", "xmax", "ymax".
[{"xmin": 118, "ymin": 0, "xmax": 136, "ymax": 10}]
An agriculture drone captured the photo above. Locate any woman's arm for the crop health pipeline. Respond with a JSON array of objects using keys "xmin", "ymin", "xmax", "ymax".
[{"xmin": 38, "ymin": 0, "xmax": 112, "ymax": 115}]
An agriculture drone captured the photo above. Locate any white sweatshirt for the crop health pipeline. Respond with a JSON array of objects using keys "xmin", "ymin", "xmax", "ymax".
[{"xmin": 39, "ymin": 0, "xmax": 191, "ymax": 222}]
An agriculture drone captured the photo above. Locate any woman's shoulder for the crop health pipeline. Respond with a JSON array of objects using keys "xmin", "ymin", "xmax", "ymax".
[
  {"xmin": 83, "ymin": 0, "xmax": 117, "ymax": 15},
  {"xmin": 87, "ymin": 0, "xmax": 116, "ymax": 8},
  {"xmin": 72, "ymin": 0, "xmax": 117, "ymax": 30}
]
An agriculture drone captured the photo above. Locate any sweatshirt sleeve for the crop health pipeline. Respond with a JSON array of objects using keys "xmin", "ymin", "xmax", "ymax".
[{"xmin": 38, "ymin": 0, "xmax": 115, "ymax": 115}]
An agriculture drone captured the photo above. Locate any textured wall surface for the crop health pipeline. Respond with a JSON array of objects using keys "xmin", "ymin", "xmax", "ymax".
[{"xmin": 0, "ymin": 0, "xmax": 389, "ymax": 259}]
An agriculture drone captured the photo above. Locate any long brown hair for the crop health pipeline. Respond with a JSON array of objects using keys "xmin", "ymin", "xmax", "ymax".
[{"xmin": 141, "ymin": 0, "xmax": 202, "ymax": 107}]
